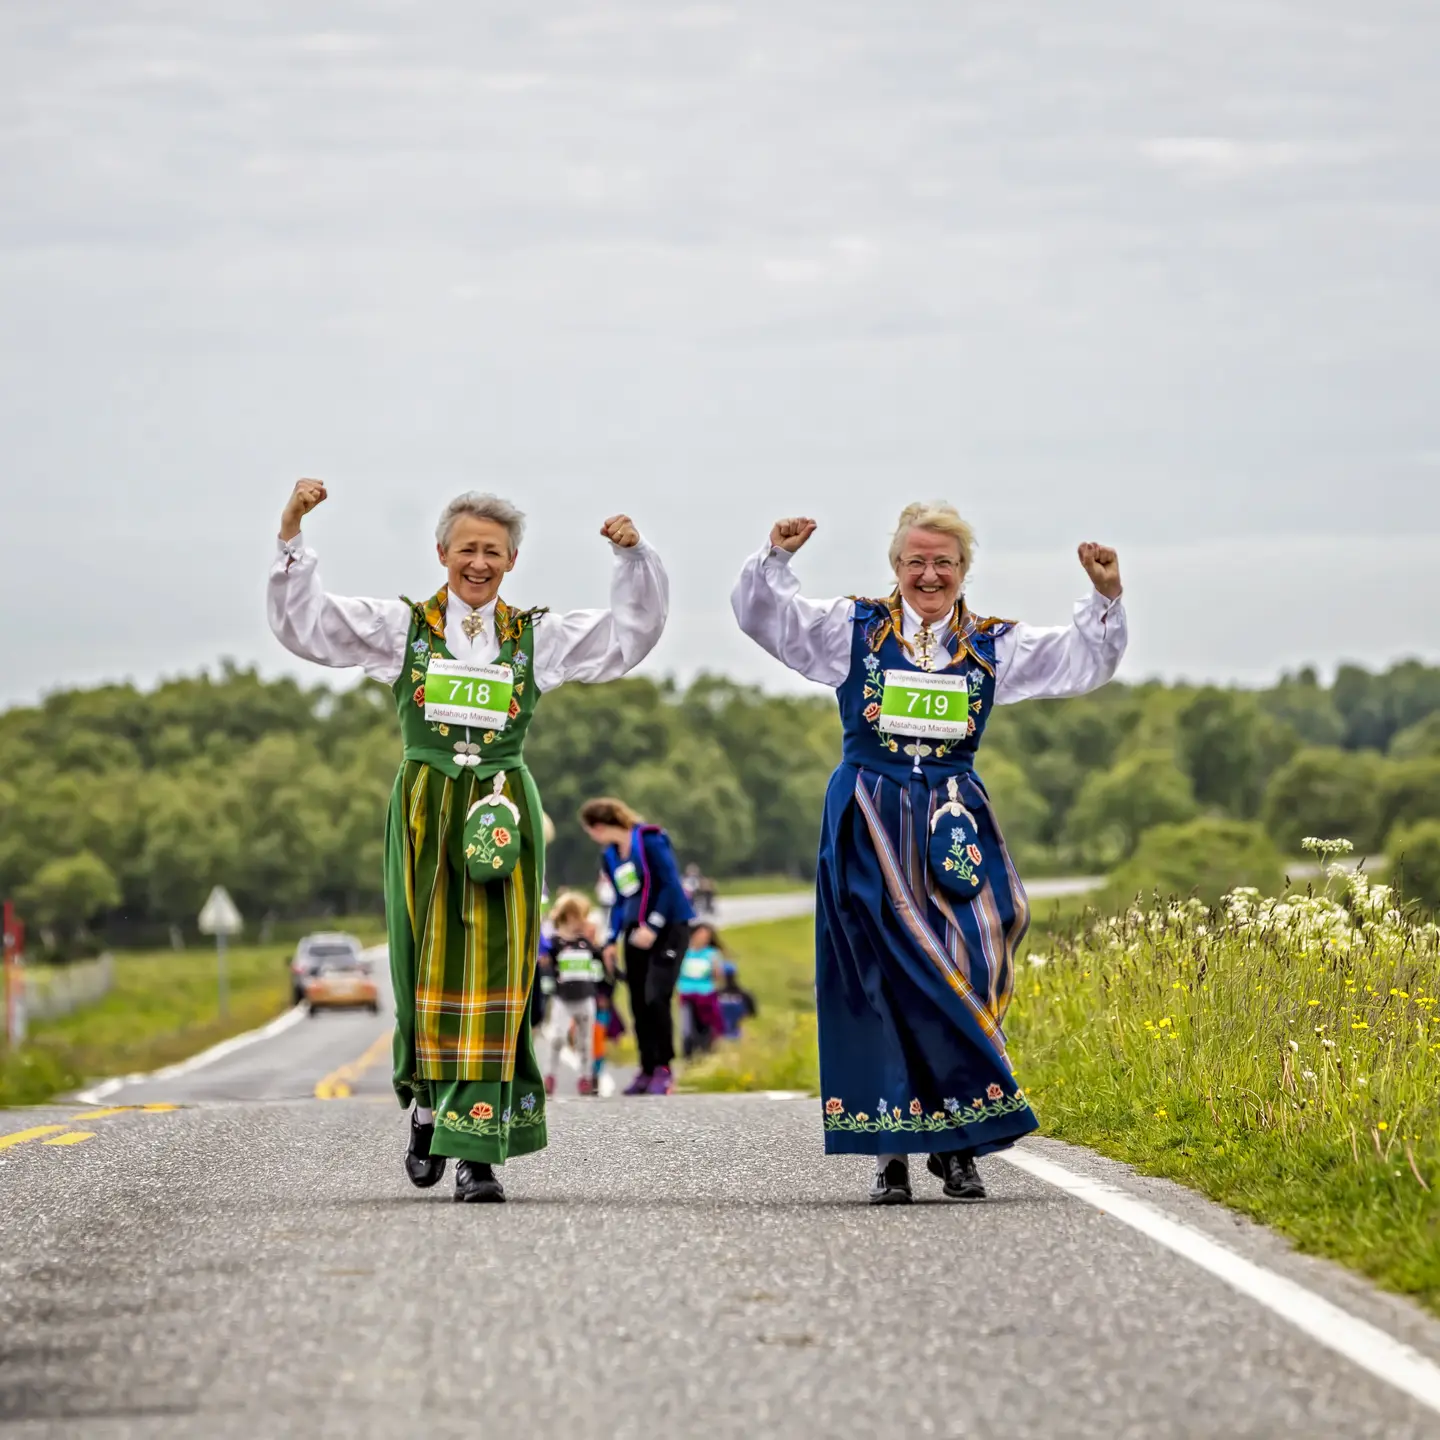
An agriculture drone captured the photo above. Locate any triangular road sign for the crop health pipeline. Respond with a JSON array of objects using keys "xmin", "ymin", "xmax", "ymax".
[{"xmin": 198, "ymin": 885, "xmax": 243, "ymax": 936}]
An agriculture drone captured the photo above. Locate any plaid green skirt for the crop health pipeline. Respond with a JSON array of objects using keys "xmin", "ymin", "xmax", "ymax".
[{"xmin": 384, "ymin": 760, "xmax": 547, "ymax": 1164}]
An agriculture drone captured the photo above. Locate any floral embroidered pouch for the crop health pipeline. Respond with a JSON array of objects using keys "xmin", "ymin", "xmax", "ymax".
[
  {"xmin": 462, "ymin": 771, "xmax": 524, "ymax": 884},
  {"xmin": 928, "ymin": 777, "xmax": 984, "ymax": 903}
]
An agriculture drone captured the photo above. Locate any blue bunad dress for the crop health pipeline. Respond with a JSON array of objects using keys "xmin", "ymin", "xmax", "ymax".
[{"xmin": 818, "ymin": 597, "xmax": 1038, "ymax": 1159}]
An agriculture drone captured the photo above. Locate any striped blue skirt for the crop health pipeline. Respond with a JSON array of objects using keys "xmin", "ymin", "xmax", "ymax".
[{"xmin": 814, "ymin": 763, "xmax": 1039, "ymax": 1157}]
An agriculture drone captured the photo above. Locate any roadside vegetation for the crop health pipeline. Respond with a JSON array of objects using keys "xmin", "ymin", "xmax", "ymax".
[
  {"xmin": 4, "ymin": 659, "xmax": 1440, "ymax": 964},
  {"xmin": 685, "ymin": 845, "xmax": 1440, "ymax": 1312}
]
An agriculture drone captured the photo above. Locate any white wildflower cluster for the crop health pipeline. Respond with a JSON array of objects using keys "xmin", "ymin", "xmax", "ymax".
[
  {"xmin": 1302, "ymin": 837, "xmax": 1355, "ymax": 858},
  {"xmin": 1085, "ymin": 866, "xmax": 1436, "ymax": 961}
]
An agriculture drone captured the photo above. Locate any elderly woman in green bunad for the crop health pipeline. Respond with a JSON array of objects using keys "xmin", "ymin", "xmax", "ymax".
[{"xmin": 268, "ymin": 479, "xmax": 668, "ymax": 1203}]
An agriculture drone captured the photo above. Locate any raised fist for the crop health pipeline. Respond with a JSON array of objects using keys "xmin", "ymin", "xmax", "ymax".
[
  {"xmin": 280, "ymin": 479, "xmax": 328, "ymax": 540},
  {"xmin": 601, "ymin": 514, "xmax": 640, "ymax": 549},
  {"xmin": 770, "ymin": 517, "xmax": 818, "ymax": 555},
  {"xmin": 1078, "ymin": 542, "xmax": 1122, "ymax": 600}
]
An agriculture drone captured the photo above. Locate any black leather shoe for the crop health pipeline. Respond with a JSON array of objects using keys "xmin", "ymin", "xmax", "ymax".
[
  {"xmin": 404, "ymin": 1110, "xmax": 446, "ymax": 1189},
  {"xmin": 454, "ymin": 1160, "xmax": 506, "ymax": 1204},
  {"xmin": 928, "ymin": 1151, "xmax": 986, "ymax": 1201},
  {"xmin": 868, "ymin": 1158, "xmax": 913, "ymax": 1206}
]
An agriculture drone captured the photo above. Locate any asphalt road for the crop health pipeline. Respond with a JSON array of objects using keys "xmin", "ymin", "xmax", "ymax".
[{"xmin": 6, "ymin": 892, "xmax": 1440, "ymax": 1438}]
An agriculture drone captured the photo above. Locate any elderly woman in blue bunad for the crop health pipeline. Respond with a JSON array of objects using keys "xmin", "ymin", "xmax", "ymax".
[{"xmin": 731, "ymin": 503, "xmax": 1126, "ymax": 1205}]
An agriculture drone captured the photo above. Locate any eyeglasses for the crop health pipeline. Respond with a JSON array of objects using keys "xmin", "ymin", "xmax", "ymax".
[{"xmin": 900, "ymin": 557, "xmax": 961, "ymax": 577}]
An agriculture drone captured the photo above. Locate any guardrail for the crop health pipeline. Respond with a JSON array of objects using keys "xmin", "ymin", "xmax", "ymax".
[{"xmin": 19, "ymin": 953, "xmax": 116, "ymax": 1025}]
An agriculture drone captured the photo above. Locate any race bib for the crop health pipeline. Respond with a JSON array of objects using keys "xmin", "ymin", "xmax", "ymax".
[
  {"xmin": 879, "ymin": 670, "xmax": 971, "ymax": 740},
  {"xmin": 680, "ymin": 954, "xmax": 713, "ymax": 983},
  {"xmin": 424, "ymin": 659, "xmax": 514, "ymax": 729},
  {"xmin": 613, "ymin": 860, "xmax": 641, "ymax": 897},
  {"xmin": 556, "ymin": 946, "xmax": 601, "ymax": 982}
]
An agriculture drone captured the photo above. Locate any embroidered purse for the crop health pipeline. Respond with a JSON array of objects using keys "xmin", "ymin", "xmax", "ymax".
[
  {"xmin": 928, "ymin": 777, "xmax": 985, "ymax": 902},
  {"xmin": 463, "ymin": 771, "xmax": 524, "ymax": 883}
]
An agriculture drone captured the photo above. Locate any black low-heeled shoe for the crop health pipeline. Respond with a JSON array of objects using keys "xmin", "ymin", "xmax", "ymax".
[
  {"xmin": 404, "ymin": 1110, "xmax": 447, "ymax": 1189},
  {"xmin": 928, "ymin": 1150, "xmax": 986, "ymax": 1202},
  {"xmin": 454, "ymin": 1160, "xmax": 506, "ymax": 1204},
  {"xmin": 868, "ymin": 1158, "xmax": 913, "ymax": 1206}
]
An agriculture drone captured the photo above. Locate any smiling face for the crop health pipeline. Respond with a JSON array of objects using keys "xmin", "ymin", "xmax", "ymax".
[
  {"xmin": 438, "ymin": 515, "xmax": 517, "ymax": 610},
  {"xmin": 894, "ymin": 525, "xmax": 967, "ymax": 624}
]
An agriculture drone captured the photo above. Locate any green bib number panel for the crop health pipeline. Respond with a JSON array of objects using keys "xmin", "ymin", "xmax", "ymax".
[
  {"xmin": 878, "ymin": 669, "xmax": 971, "ymax": 740},
  {"xmin": 424, "ymin": 659, "xmax": 515, "ymax": 729}
]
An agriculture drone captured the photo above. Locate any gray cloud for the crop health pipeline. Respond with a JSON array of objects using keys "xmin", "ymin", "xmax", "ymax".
[{"xmin": 1, "ymin": 0, "xmax": 1436, "ymax": 707}]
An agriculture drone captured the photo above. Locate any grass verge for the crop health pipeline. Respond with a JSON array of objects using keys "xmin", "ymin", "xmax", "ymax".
[
  {"xmin": 1010, "ymin": 863, "xmax": 1440, "ymax": 1312},
  {"xmin": 0, "ymin": 924, "xmax": 384, "ymax": 1107},
  {"xmin": 712, "ymin": 873, "xmax": 815, "ymax": 897},
  {"xmin": 677, "ymin": 861, "xmax": 1440, "ymax": 1314}
]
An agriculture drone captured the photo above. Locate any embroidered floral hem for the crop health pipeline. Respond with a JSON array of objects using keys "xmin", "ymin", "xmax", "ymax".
[
  {"xmin": 440, "ymin": 1100, "xmax": 546, "ymax": 1143},
  {"xmin": 820, "ymin": 1087, "xmax": 1038, "ymax": 1157}
]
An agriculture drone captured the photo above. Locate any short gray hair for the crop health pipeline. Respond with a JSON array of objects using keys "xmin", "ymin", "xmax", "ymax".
[{"xmin": 435, "ymin": 492, "xmax": 527, "ymax": 555}]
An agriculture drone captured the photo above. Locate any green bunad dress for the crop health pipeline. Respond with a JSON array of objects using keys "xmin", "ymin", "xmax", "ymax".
[{"xmin": 385, "ymin": 587, "xmax": 549, "ymax": 1164}]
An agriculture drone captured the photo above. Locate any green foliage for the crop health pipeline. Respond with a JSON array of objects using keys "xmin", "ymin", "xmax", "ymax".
[
  {"xmin": 1, "ymin": 654, "xmax": 1439, "ymax": 944},
  {"xmin": 21, "ymin": 852, "xmax": 122, "ymax": 931},
  {"xmin": 977, "ymin": 754, "xmax": 1050, "ymax": 852},
  {"xmin": 1105, "ymin": 818, "xmax": 1286, "ymax": 908},
  {"xmin": 1262, "ymin": 747, "xmax": 1388, "ymax": 855},
  {"xmin": 1334, "ymin": 660, "xmax": 1440, "ymax": 752},
  {"xmin": 1391, "ymin": 712, "xmax": 1440, "ymax": 761},
  {"xmin": 1377, "ymin": 759, "xmax": 1440, "ymax": 841},
  {"xmin": 1260, "ymin": 667, "xmax": 1346, "ymax": 747},
  {"xmin": 1068, "ymin": 748, "xmax": 1198, "ymax": 861},
  {"xmin": 1389, "ymin": 821, "xmax": 1440, "ymax": 910},
  {"xmin": 1176, "ymin": 688, "xmax": 1300, "ymax": 820}
]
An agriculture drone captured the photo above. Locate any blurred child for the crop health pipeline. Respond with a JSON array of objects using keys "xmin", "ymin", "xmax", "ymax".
[
  {"xmin": 676, "ymin": 923, "xmax": 726, "ymax": 1059},
  {"xmin": 717, "ymin": 960, "xmax": 758, "ymax": 1041},
  {"xmin": 540, "ymin": 891, "xmax": 606, "ymax": 1097}
]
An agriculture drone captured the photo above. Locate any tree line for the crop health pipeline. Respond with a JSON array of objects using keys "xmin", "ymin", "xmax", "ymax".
[{"xmin": 3, "ymin": 657, "xmax": 1440, "ymax": 955}]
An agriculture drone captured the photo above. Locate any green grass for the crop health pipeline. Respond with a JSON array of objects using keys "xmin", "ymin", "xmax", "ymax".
[
  {"xmin": 1010, "ymin": 868, "xmax": 1440, "ymax": 1312},
  {"xmin": 0, "ymin": 924, "xmax": 384, "ymax": 1107},
  {"xmin": 682, "ymin": 914, "xmax": 819, "ymax": 1093},
  {"xmin": 676, "ymin": 865, "xmax": 1440, "ymax": 1313},
  {"xmin": 712, "ymin": 873, "xmax": 814, "ymax": 896}
]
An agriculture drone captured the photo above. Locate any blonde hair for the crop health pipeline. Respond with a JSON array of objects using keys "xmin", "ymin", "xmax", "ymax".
[
  {"xmin": 548, "ymin": 890, "xmax": 592, "ymax": 932},
  {"xmin": 888, "ymin": 502, "xmax": 976, "ymax": 574}
]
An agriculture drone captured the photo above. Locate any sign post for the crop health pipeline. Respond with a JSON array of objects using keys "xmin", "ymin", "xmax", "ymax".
[
  {"xmin": 2, "ymin": 900, "xmax": 24, "ymax": 1048},
  {"xmin": 197, "ymin": 886, "xmax": 244, "ymax": 1021}
]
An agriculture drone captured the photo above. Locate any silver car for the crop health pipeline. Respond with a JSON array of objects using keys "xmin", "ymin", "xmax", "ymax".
[{"xmin": 289, "ymin": 932, "xmax": 366, "ymax": 1007}]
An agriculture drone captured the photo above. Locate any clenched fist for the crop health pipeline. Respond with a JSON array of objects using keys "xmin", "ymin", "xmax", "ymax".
[
  {"xmin": 1078, "ymin": 542, "xmax": 1122, "ymax": 600},
  {"xmin": 602, "ymin": 514, "xmax": 640, "ymax": 549},
  {"xmin": 280, "ymin": 479, "xmax": 328, "ymax": 541},
  {"xmin": 770, "ymin": 517, "xmax": 818, "ymax": 555}
]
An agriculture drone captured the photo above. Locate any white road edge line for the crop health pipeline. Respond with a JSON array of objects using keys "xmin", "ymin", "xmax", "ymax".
[
  {"xmin": 73, "ymin": 1007, "xmax": 307, "ymax": 1105},
  {"xmin": 998, "ymin": 1145, "xmax": 1440, "ymax": 1419},
  {"xmin": 73, "ymin": 943, "xmax": 389, "ymax": 1106}
]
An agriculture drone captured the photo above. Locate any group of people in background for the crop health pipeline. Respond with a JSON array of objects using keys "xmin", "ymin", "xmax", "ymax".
[{"xmin": 533, "ymin": 798, "xmax": 756, "ymax": 1100}]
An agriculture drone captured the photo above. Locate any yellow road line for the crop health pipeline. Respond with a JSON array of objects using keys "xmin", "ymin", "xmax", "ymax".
[
  {"xmin": 0, "ymin": 1125, "xmax": 69, "ymax": 1151},
  {"xmin": 43, "ymin": 1132, "xmax": 96, "ymax": 1147},
  {"xmin": 316, "ymin": 1032, "xmax": 392, "ymax": 1100},
  {"xmin": 67, "ymin": 1104, "xmax": 181, "ymax": 1121}
]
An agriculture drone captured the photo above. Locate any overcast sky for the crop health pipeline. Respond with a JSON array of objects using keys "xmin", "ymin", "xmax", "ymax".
[{"xmin": 2, "ymin": 0, "xmax": 1437, "ymax": 707}]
